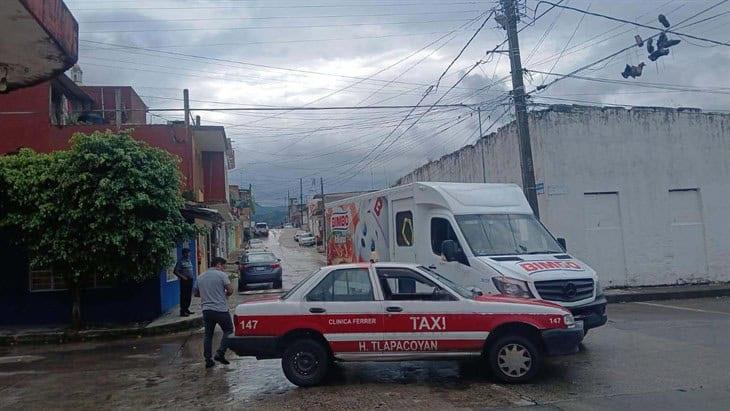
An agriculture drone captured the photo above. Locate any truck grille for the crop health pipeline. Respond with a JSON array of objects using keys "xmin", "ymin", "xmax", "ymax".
[{"xmin": 534, "ymin": 279, "xmax": 594, "ymax": 302}]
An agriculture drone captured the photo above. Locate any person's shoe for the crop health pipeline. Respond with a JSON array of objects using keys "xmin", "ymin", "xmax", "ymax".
[
  {"xmin": 180, "ymin": 312, "xmax": 190, "ymax": 317},
  {"xmin": 185, "ymin": 310, "xmax": 195, "ymax": 315},
  {"xmin": 214, "ymin": 355, "xmax": 230, "ymax": 365},
  {"xmin": 205, "ymin": 359, "xmax": 215, "ymax": 368}
]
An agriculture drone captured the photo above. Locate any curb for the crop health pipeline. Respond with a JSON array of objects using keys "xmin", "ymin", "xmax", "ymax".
[
  {"xmin": 0, "ymin": 316, "xmax": 203, "ymax": 346},
  {"xmin": 605, "ymin": 286, "xmax": 730, "ymax": 304}
]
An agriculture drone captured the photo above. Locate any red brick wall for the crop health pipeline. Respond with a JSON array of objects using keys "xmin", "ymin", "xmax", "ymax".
[
  {"xmin": 202, "ymin": 151, "xmax": 226, "ymax": 202},
  {"xmin": 0, "ymin": 85, "xmax": 194, "ymax": 190},
  {"xmin": 0, "ymin": 83, "xmax": 53, "ymax": 153}
]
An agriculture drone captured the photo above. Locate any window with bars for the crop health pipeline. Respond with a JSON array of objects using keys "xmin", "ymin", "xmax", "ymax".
[
  {"xmin": 29, "ymin": 270, "xmax": 67, "ymax": 291},
  {"xmin": 29, "ymin": 269, "xmax": 112, "ymax": 292}
]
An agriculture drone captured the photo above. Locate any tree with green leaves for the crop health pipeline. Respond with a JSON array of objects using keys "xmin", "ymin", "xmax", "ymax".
[{"xmin": 0, "ymin": 130, "xmax": 196, "ymax": 328}]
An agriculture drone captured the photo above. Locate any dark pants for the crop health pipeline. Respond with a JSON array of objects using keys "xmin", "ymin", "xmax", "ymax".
[
  {"xmin": 180, "ymin": 279, "xmax": 193, "ymax": 314},
  {"xmin": 203, "ymin": 310, "xmax": 233, "ymax": 360}
]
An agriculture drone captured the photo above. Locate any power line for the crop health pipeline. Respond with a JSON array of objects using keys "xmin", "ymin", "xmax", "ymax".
[
  {"xmin": 535, "ymin": 0, "xmax": 730, "ymax": 47},
  {"xmin": 544, "ymin": 2, "xmax": 590, "ymax": 78},
  {"xmin": 78, "ymin": 10, "xmax": 482, "ymax": 24},
  {"xmin": 528, "ymin": 0, "xmax": 684, "ymax": 68},
  {"xmin": 77, "ymin": 104, "xmax": 475, "ymax": 115},
  {"xmin": 330, "ymin": 12, "xmax": 496, "ymax": 184},
  {"xmin": 79, "ymin": 31, "xmax": 479, "ymax": 90},
  {"xmin": 326, "ymin": 0, "xmax": 567, "ymax": 185},
  {"xmin": 529, "ymin": 0, "xmax": 730, "ymax": 94},
  {"xmin": 71, "ymin": 1, "xmax": 490, "ymax": 11},
  {"xmin": 526, "ymin": 69, "xmax": 730, "ymax": 94},
  {"xmin": 94, "ymin": 29, "xmax": 473, "ymax": 49},
  {"xmin": 434, "ymin": 12, "xmax": 495, "ymax": 91},
  {"xmin": 80, "ymin": 17, "xmax": 478, "ymax": 34}
]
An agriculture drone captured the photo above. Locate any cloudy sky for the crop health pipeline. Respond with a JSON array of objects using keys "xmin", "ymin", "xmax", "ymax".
[{"xmin": 66, "ymin": 0, "xmax": 730, "ymax": 205}]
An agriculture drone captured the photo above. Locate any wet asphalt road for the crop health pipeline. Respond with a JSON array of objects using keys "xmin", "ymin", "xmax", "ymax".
[{"xmin": 1, "ymin": 229, "xmax": 730, "ymax": 410}]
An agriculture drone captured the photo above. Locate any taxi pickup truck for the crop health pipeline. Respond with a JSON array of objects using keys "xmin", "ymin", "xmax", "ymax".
[{"xmin": 228, "ymin": 262, "xmax": 583, "ymax": 387}]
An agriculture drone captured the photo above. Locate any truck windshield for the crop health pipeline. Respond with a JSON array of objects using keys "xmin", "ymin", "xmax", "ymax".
[{"xmin": 455, "ymin": 214, "xmax": 563, "ymax": 256}]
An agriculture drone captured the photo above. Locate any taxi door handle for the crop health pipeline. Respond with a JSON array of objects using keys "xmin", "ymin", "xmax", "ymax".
[
  {"xmin": 309, "ymin": 307, "xmax": 326, "ymax": 313},
  {"xmin": 386, "ymin": 306, "xmax": 403, "ymax": 313}
]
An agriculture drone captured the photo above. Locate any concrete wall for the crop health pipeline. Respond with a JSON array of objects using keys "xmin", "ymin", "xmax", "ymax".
[{"xmin": 397, "ymin": 105, "xmax": 730, "ymax": 287}]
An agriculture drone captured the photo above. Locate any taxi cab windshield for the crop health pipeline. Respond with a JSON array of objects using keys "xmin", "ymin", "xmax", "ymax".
[
  {"xmin": 456, "ymin": 213, "xmax": 563, "ymax": 256},
  {"xmin": 418, "ymin": 266, "xmax": 474, "ymax": 299}
]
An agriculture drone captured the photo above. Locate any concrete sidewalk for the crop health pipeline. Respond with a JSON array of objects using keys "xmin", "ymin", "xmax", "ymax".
[
  {"xmin": 3, "ymin": 282, "xmax": 729, "ymax": 346},
  {"xmin": 604, "ymin": 282, "xmax": 730, "ymax": 303},
  {"xmin": 0, "ymin": 287, "xmax": 285, "ymax": 346}
]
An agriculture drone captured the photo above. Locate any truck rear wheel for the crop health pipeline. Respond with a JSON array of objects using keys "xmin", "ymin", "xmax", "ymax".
[
  {"xmin": 487, "ymin": 334, "xmax": 542, "ymax": 383},
  {"xmin": 281, "ymin": 339, "xmax": 330, "ymax": 387}
]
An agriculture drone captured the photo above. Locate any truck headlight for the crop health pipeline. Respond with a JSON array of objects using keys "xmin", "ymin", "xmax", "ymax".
[
  {"xmin": 492, "ymin": 277, "xmax": 533, "ymax": 298},
  {"xmin": 595, "ymin": 279, "xmax": 603, "ymax": 297},
  {"xmin": 563, "ymin": 313, "xmax": 575, "ymax": 328}
]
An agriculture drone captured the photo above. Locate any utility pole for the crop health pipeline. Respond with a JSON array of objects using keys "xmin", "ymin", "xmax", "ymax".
[
  {"xmin": 299, "ymin": 178, "xmax": 304, "ymax": 229},
  {"xmin": 114, "ymin": 88, "xmax": 122, "ymax": 129},
  {"xmin": 501, "ymin": 0, "xmax": 539, "ymax": 219},
  {"xmin": 477, "ymin": 107, "xmax": 487, "ymax": 183},
  {"xmin": 320, "ymin": 177, "xmax": 327, "ymax": 256},
  {"xmin": 183, "ymin": 89, "xmax": 190, "ymax": 139}
]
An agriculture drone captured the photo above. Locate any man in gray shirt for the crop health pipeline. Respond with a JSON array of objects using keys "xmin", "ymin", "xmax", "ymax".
[{"xmin": 193, "ymin": 257, "xmax": 235, "ymax": 368}]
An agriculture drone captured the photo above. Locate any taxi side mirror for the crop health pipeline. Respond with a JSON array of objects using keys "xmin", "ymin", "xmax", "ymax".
[
  {"xmin": 557, "ymin": 237, "xmax": 567, "ymax": 251},
  {"xmin": 441, "ymin": 240, "xmax": 457, "ymax": 262}
]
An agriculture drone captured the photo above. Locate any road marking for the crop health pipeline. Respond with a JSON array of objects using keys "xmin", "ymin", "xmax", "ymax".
[
  {"xmin": 0, "ymin": 355, "xmax": 45, "ymax": 364},
  {"xmin": 634, "ymin": 301, "xmax": 730, "ymax": 315}
]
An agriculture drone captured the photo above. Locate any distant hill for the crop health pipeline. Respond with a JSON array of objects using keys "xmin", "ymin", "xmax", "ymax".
[{"xmin": 252, "ymin": 203, "xmax": 287, "ymax": 226}]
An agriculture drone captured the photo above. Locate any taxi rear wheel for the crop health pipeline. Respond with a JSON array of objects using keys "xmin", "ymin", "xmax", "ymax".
[
  {"xmin": 487, "ymin": 334, "xmax": 542, "ymax": 383},
  {"xmin": 281, "ymin": 339, "xmax": 330, "ymax": 387}
]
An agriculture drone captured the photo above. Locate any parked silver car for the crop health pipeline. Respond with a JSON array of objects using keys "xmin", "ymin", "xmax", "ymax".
[
  {"xmin": 298, "ymin": 233, "xmax": 316, "ymax": 247},
  {"xmin": 238, "ymin": 251, "xmax": 282, "ymax": 291}
]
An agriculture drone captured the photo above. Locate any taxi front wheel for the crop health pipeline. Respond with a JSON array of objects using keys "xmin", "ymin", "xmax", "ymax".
[
  {"xmin": 281, "ymin": 339, "xmax": 330, "ymax": 387},
  {"xmin": 487, "ymin": 334, "xmax": 543, "ymax": 383}
]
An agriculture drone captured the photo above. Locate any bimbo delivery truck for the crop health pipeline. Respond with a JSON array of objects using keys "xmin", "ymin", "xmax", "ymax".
[{"xmin": 325, "ymin": 182, "xmax": 607, "ymax": 333}]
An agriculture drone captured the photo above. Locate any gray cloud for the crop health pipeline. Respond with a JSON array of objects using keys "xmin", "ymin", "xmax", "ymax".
[{"xmin": 67, "ymin": 0, "xmax": 730, "ymax": 205}]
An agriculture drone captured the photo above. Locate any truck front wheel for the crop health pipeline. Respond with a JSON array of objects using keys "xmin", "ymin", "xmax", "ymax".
[
  {"xmin": 487, "ymin": 334, "xmax": 542, "ymax": 383},
  {"xmin": 281, "ymin": 339, "xmax": 330, "ymax": 387}
]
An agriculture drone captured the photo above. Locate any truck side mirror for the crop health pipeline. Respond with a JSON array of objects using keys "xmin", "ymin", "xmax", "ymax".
[
  {"xmin": 441, "ymin": 240, "xmax": 457, "ymax": 262},
  {"xmin": 557, "ymin": 237, "xmax": 567, "ymax": 251}
]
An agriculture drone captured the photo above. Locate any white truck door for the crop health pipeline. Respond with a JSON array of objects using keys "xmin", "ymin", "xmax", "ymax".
[
  {"xmin": 427, "ymin": 214, "xmax": 480, "ymax": 287},
  {"xmin": 392, "ymin": 199, "xmax": 416, "ymax": 263}
]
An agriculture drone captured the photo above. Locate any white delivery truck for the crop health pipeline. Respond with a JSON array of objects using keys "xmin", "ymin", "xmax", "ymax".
[{"xmin": 325, "ymin": 182, "xmax": 607, "ymax": 333}]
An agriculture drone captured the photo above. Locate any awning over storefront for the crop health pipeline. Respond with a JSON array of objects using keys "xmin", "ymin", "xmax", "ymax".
[
  {"xmin": 181, "ymin": 203, "xmax": 224, "ymax": 224},
  {"xmin": 0, "ymin": 0, "xmax": 78, "ymax": 92}
]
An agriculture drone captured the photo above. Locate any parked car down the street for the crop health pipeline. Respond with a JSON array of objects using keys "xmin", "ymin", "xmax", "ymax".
[
  {"xmin": 298, "ymin": 233, "xmax": 316, "ymax": 246},
  {"xmin": 284, "ymin": 223, "xmax": 293, "ymax": 228},
  {"xmin": 247, "ymin": 238, "xmax": 267, "ymax": 251},
  {"xmin": 228, "ymin": 262, "xmax": 583, "ymax": 387},
  {"xmin": 238, "ymin": 251, "xmax": 283, "ymax": 291},
  {"xmin": 254, "ymin": 222, "xmax": 269, "ymax": 237}
]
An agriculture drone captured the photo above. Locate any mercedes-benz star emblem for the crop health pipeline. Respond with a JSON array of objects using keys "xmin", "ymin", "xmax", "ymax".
[{"xmin": 563, "ymin": 282, "xmax": 578, "ymax": 298}]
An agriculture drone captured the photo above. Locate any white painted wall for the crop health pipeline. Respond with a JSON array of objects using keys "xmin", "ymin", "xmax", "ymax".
[{"xmin": 397, "ymin": 105, "xmax": 730, "ymax": 287}]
